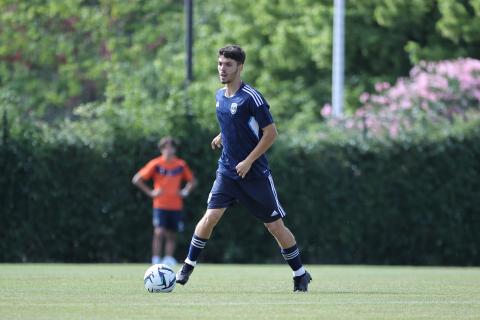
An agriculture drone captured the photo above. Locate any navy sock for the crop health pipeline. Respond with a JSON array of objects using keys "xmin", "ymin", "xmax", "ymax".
[
  {"xmin": 281, "ymin": 244, "xmax": 304, "ymax": 273},
  {"xmin": 186, "ymin": 234, "xmax": 208, "ymax": 264}
]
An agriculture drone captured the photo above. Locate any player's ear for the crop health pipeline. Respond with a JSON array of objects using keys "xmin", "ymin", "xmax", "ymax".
[{"xmin": 238, "ymin": 63, "xmax": 244, "ymax": 72}]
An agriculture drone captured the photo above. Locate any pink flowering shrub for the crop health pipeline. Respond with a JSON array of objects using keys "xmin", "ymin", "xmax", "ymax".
[{"xmin": 322, "ymin": 58, "xmax": 480, "ymax": 139}]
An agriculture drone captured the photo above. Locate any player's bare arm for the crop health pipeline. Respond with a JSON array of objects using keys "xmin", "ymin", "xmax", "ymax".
[
  {"xmin": 211, "ymin": 133, "xmax": 222, "ymax": 150},
  {"xmin": 236, "ymin": 123, "xmax": 278, "ymax": 178},
  {"xmin": 132, "ymin": 173, "xmax": 162, "ymax": 198}
]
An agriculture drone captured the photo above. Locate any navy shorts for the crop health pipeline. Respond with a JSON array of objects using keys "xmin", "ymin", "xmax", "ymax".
[
  {"xmin": 152, "ymin": 209, "xmax": 184, "ymax": 232},
  {"xmin": 207, "ymin": 171, "xmax": 287, "ymax": 223}
]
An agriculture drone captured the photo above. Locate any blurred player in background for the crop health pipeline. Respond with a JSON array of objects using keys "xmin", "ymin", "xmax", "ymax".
[
  {"xmin": 176, "ymin": 45, "xmax": 312, "ymax": 292},
  {"xmin": 132, "ymin": 137, "xmax": 195, "ymax": 266}
]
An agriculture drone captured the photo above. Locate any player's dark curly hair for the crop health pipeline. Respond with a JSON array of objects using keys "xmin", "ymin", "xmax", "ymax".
[{"xmin": 218, "ymin": 45, "xmax": 246, "ymax": 64}]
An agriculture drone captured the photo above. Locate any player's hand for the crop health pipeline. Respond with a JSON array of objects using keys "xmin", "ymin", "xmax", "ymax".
[
  {"xmin": 180, "ymin": 188, "xmax": 189, "ymax": 198},
  {"xmin": 211, "ymin": 134, "xmax": 222, "ymax": 150},
  {"xmin": 236, "ymin": 160, "xmax": 253, "ymax": 179},
  {"xmin": 150, "ymin": 188, "xmax": 162, "ymax": 198}
]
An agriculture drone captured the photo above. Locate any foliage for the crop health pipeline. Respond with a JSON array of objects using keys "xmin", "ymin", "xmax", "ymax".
[
  {"xmin": 2, "ymin": 1, "xmax": 480, "ymax": 265},
  {"xmin": 272, "ymin": 119, "xmax": 480, "ymax": 265},
  {"xmin": 1, "ymin": 113, "xmax": 479, "ymax": 265},
  {"xmin": 0, "ymin": 111, "xmax": 216, "ymax": 262},
  {"xmin": 2, "ymin": 0, "xmax": 480, "ymax": 127},
  {"xmin": 320, "ymin": 58, "xmax": 480, "ymax": 141},
  {"xmin": 0, "ymin": 0, "xmax": 183, "ymax": 119}
]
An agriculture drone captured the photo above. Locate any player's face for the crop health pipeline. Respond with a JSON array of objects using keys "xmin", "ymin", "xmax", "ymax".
[
  {"xmin": 161, "ymin": 142, "xmax": 176, "ymax": 158},
  {"xmin": 218, "ymin": 55, "xmax": 242, "ymax": 84}
]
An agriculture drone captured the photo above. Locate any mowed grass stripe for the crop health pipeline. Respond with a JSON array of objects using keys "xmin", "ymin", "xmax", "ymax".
[{"xmin": 0, "ymin": 264, "xmax": 479, "ymax": 320}]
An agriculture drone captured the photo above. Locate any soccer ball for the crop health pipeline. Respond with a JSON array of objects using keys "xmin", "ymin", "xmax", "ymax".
[{"xmin": 144, "ymin": 264, "xmax": 176, "ymax": 293}]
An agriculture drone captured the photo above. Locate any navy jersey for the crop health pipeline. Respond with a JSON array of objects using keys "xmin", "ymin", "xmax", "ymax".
[{"xmin": 215, "ymin": 82, "xmax": 274, "ymax": 180}]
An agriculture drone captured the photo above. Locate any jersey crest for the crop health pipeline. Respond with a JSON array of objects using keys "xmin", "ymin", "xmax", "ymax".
[{"xmin": 230, "ymin": 102, "xmax": 238, "ymax": 114}]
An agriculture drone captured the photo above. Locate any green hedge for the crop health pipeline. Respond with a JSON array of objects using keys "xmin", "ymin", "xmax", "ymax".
[
  {"xmin": 271, "ymin": 128, "xmax": 480, "ymax": 265},
  {"xmin": 1, "ymin": 123, "xmax": 479, "ymax": 265}
]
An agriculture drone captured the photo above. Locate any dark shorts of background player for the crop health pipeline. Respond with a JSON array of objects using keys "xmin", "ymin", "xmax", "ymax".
[
  {"xmin": 207, "ymin": 171, "xmax": 287, "ymax": 223},
  {"xmin": 152, "ymin": 209, "xmax": 184, "ymax": 232}
]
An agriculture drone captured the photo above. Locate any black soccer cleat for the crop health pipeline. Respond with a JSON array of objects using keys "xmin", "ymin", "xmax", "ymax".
[
  {"xmin": 293, "ymin": 271, "xmax": 312, "ymax": 292},
  {"xmin": 176, "ymin": 263, "xmax": 194, "ymax": 285}
]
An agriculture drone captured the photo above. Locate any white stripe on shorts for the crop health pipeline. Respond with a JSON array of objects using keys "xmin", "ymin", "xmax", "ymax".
[{"xmin": 267, "ymin": 174, "xmax": 286, "ymax": 217}]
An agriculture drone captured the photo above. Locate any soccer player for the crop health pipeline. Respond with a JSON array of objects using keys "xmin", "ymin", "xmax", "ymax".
[
  {"xmin": 176, "ymin": 45, "xmax": 312, "ymax": 292},
  {"xmin": 132, "ymin": 137, "xmax": 196, "ymax": 266}
]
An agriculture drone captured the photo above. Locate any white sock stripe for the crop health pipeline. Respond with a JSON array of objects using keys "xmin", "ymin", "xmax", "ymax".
[
  {"xmin": 285, "ymin": 248, "xmax": 299, "ymax": 255},
  {"xmin": 191, "ymin": 240, "xmax": 206, "ymax": 247},
  {"xmin": 192, "ymin": 236, "xmax": 207, "ymax": 244},
  {"xmin": 267, "ymin": 174, "xmax": 286, "ymax": 217},
  {"xmin": 283, "ymin": 254, "xmax": 299, "ymax": 261},
  {"xmin": 283, "ymin": 249, "xmax": 299, "ymax": 257},
  {"xmin": 191, "ymin": 239, "xmax": 206, "ymax": 248},
  {"xmin": 282, "ymin": 249, "xmax": 300, "ymax": 260},
  {"xmin": 283, "ymin": 253, "xmax": 299, "ymax": 260}
]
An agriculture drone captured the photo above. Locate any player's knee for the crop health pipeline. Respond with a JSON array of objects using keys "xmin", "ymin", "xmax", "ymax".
[
  {"xmin": 201, "ymin": 209, "xmax": 223, "ymax": 228},
  {"xmin": 264, "ymin": 219, "xmax": 285, "ymax": 235},
  {"xmin": 201, "ymin": 214, "xmax": 218, "ymax": 228},
  {"xmin": 154, "ymin": 227, "xmax": 164, "ymax": 237}
]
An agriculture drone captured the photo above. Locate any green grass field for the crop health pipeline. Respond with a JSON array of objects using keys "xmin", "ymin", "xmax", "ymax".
[{"xmin": 0, "ymin": 264, "xmax": 479, "ymax": 320}]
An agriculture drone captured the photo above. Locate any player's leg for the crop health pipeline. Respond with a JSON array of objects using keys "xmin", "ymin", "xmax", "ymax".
[
  {"xmin": 152, "ymin": 226, "xmax": 165, "ymax": 264},
  {"xmin": 265, "ymin": 219, "xmax": 306, "ymax": 282},
  {"xmin": 186, "ymin": 207, "xmax": 226, "ymax": 267},
  {"xmin": 264, "ymin": 218, "xmax": 295, "ymax": 248},
  {"xmin": 162, "ymin": 210, "xmax": 183, "ymax": 266},
  {"xmin": 177, "ymin": 173, "xmax": 236, "ymax": 285},
  {"xmin": 240, "ymin": 175, "xmax": 312, "ymax": 291},
  {"xmin": 162, "ymin": 229, "xmax": 177, "ymax": 266},
  {"xmin": 151, "ymin": 209, "xmax": 165, "ymax": 264},
  {"xmin": 176, "ymin": 208, "xmax": 226, "ymax": 284},
  {"xmin": 264, "ymin": 219, "xmax": 312, "ymax": 291},
  {"xmin": 194, "ymin": 207, "xmax": 226, "ymax": 238},
  {"xmin": 187, "ymin": 207, "xmax": 226, "ymax": 265}
]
